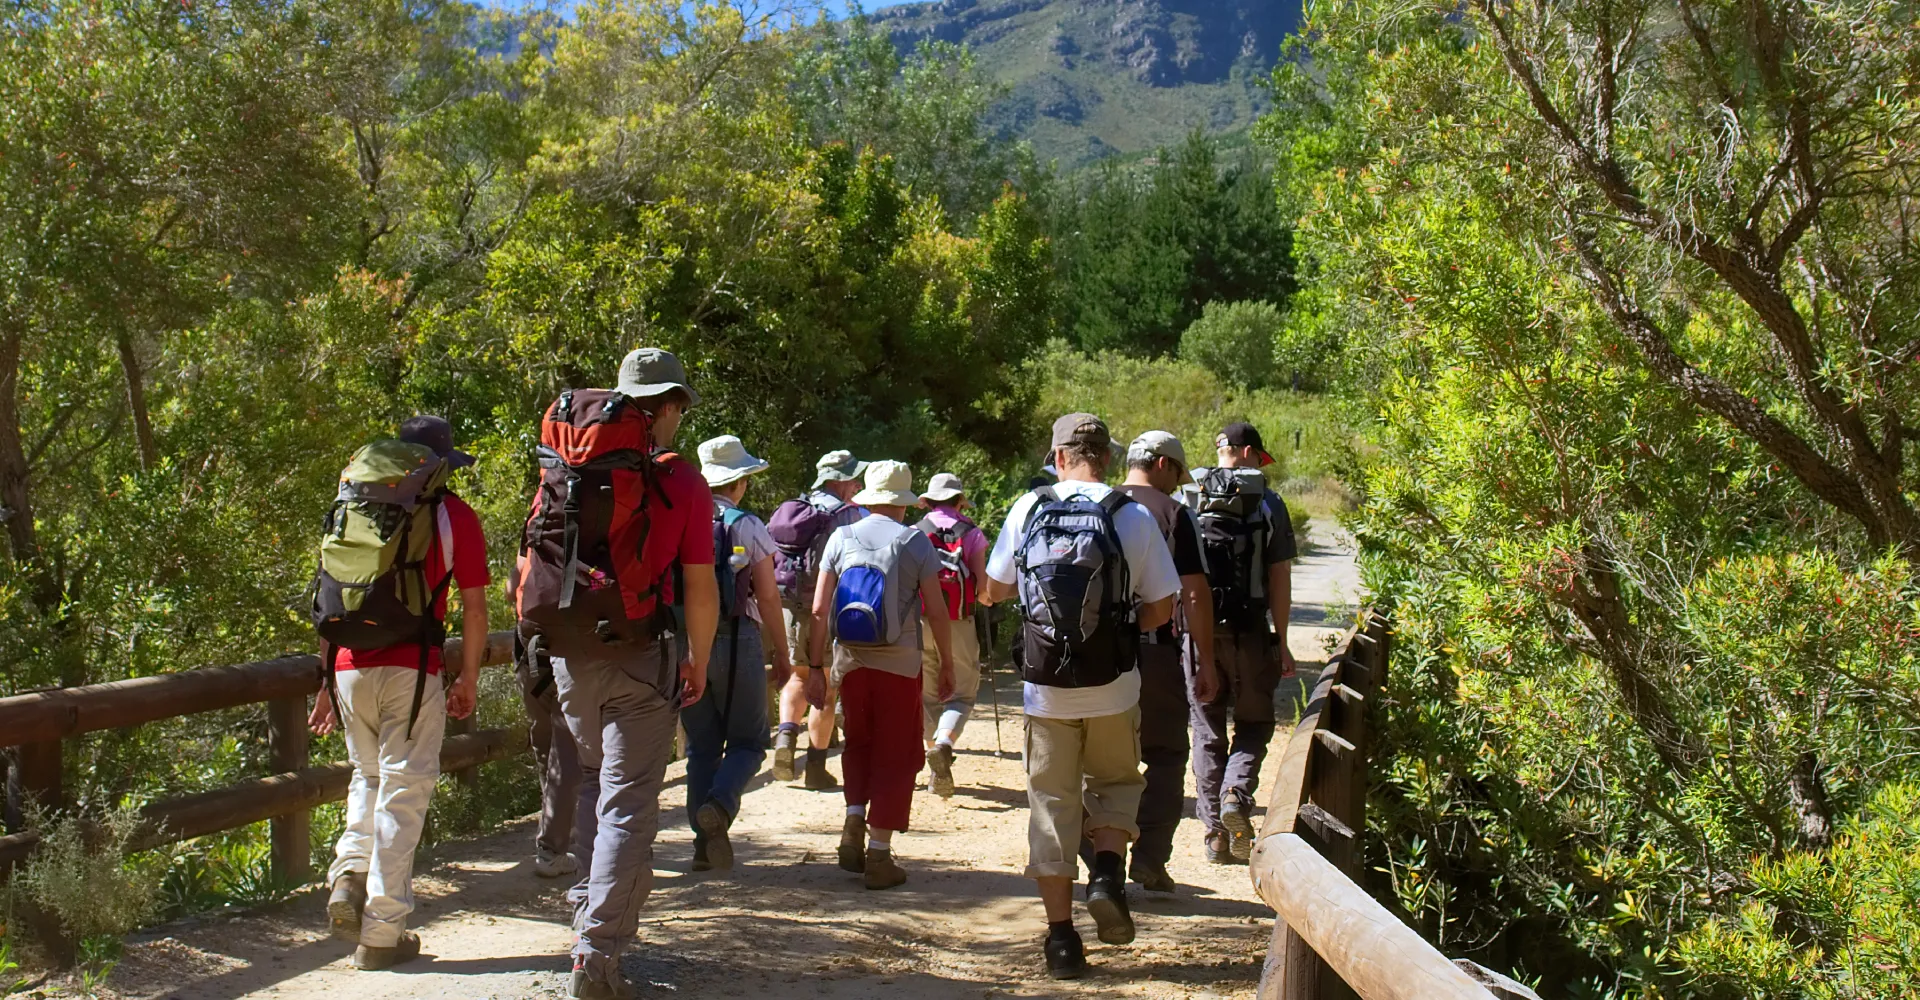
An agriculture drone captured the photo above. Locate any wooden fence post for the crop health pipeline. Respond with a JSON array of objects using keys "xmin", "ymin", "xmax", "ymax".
[
  {"xmin": 267, "ymin": 696, "xmax": 311, "ymax": 887},
  {"xmin": 447, "ymin": 715, "xmax": 479, "ymax": 793},
  {"xmin": 13, "ymin": 739, "xmax": 62, "ymax": 817}
]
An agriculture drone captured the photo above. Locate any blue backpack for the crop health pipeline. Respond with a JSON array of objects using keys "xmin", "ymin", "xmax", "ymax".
[{"xmin": 829, "ymin": 519, "xmax": 913, "ymax": 647}]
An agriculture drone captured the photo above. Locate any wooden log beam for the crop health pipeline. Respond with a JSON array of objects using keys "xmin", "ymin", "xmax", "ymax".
[
  {"xmin": 1251, "ymin": 832, "xmax": 1492, "ymax": 1000},
  {"xmin": 0, "ymin": 633, "xmax": 515, "ymax": 748},
  {"xmin": 0, "ymin": 724, "xmax": 528, "ymax": 874}
]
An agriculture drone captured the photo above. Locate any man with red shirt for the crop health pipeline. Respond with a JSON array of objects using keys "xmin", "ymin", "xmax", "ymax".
[
  {"xmin": 552, "ymin": 348, "xmax": 718, "ymax": 1000},
  {"xmin": 308, "ymin": 415, "xmax": 489, "ymax": 971}
]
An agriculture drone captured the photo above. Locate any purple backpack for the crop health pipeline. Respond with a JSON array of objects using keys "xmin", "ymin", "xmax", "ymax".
[{"xmin": 768, "ymin": 497, "xmax": 838, "ymax": 604}]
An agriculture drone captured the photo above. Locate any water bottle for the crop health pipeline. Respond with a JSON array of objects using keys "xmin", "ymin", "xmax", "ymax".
[{"xmin": 729, "ymin": 544, "xmax": 748, "ymax": 571}]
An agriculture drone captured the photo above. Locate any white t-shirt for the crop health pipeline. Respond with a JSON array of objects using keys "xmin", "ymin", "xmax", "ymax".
[{"xmin": 986, "ymin": 480, "xmax": 1182, "ymax": 720}]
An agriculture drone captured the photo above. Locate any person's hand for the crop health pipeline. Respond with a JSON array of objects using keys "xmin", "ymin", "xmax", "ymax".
[
  {"xmin": 802, "ymin": 665, "xmax": 828, "ymax": 710},
  {"xmin": 447, "ymin": 669, "xmax": 479, "ymax": 720},
  {"xmin": 937, "ymin": 661, "xmax": 956, "ymax": 702},
  {"xmin": 680, "ymin": 655, "xmax": 708, "ymax": 707},
  {"xmin": 1277, "ymin": 643, "xmax": 1297, "ymax": 679},
  {"xmin": 769, "ymin": 653, "xmax": 793, "ymax": 692},
  {"xmin": 1193, "ymin": 661, "xmax": 1222, "ymax": 704},
  {"xmin": 308, "ymin": 693, "xmax": 337, "ymax": 736}
]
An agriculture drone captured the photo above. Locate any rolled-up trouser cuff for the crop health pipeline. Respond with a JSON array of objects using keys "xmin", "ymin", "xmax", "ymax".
[
  {"xmin": 1083, "ymin": 810, "xmax": 1142, "ymax": 841},
  {"xmin": 1025, "ymin": 860, "xmax": 1083, "ymax": 880}
]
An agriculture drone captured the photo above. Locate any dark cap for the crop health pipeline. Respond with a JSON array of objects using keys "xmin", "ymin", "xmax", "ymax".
[
  {"xmin": 1217, "ymin": 421, "xmax": 1274, "ymax": 467},
  {"xmin": 398, "ymin": 415, "xmax": 477, "ymax": 469}
]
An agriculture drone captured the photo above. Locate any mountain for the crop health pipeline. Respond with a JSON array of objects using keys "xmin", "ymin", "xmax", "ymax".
[{"xmin": 867, "ymin": 0, "xmax": 1298, "ymax": 169}]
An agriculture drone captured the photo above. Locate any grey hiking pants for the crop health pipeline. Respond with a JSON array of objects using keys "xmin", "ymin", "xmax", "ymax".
[
  {"xmin": 517, "ymin": 651, "xmax": 580, "ymax": 858},
  {"xmin": 553, "ymin": 640, "xmax": 680, "ymax": 982},
  {"xmin": 1191, "ymin": 625, "xmax": 1280, "ymax": 835},
  {"xmin": 1132, "ymin": 638, "xmax": 1191, "ymax": 868}
]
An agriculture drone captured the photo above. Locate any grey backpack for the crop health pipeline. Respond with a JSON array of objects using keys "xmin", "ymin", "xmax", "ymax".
[{"xmin": 1015, "ymin": 487, "xmax": 1138, "ymax": 688}]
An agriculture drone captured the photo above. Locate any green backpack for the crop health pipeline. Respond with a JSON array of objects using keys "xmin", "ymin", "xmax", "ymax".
[{"xmin": 310, "ymin": 439, "xmax": 455, "ymax": 736}]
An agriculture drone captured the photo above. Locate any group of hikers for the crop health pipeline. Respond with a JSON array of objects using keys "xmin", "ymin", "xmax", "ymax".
[{"xmin": 305, "ymin": 347, "xmax": 1297, "ymax": 995}]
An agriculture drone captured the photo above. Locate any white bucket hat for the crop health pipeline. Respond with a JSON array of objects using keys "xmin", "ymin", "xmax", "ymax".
[
  {"xmin": 920, "ymin": 472, "xmax": 966, "ymax": 504},
  {"xmin": 698, "ymin": 435, "xmax": 770, "ymax": 488},
  {"xmin": 851, "ymin": 460, "xmax": 919, "ymax": 508}
]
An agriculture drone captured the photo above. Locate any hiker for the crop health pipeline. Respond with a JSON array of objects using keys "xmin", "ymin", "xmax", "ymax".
[
  {"xmin": 915, "ymin": 472, "xmax": 992, "ymax": 797},
  {"xmin": 770, "ymin": 450, "xmax": 869, "ymax": 790},
  {"xmin": 684, "ymin": 434, "xmax": 793, "ymax": 871},
  {"xmin": 983, "ymin": 413, "xmax": 1179, "ymax": 980},
  {"xmin": 1114, "ymin": 431, "xmax": 1221, "ymax": 893},
  {"xmin": 309, "ymin": 415, "xmax": 489, "ymax": 971},
  {"xmin": 1184, "ymin": 421, "xmax": 1297, "ymax": 864},
  {"xmin": 515, "ymin": 620, "xmax": 581, "ymax": 881},
  {"xmin": 809, "ymin": 460, "xmax": 955, "ymax": 890},
  {"xmin": 512, "ymin": 348, "xmax": 718, "ymax": 1000}
]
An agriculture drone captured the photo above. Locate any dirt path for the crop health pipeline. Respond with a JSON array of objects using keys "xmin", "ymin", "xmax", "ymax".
[{"xmin": 103, "ymin": 523, "xmax": 1361, "ymax": 1000}]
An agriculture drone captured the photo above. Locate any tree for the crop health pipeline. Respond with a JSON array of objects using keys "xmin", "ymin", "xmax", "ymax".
[{"xmin": 1179, "ymin": 300, "xmax": 1279, "ymax": 389}]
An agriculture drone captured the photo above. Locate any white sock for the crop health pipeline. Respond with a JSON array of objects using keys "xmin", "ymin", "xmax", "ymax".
[
  {"xmin": 869, "ymin": 837, "xmax": 892, "ymax": 852},
  {"xmin": 934, "ymin": 732, "xmax": 955, "ymax": 747},
  {"xmin": 846, "ymin": 804, "xmax": 866, "ymax": 818}
]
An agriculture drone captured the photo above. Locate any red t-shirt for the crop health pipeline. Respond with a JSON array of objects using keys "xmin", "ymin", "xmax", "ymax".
[
  {"xmin": 646, "ymin": 456, "xmax": 716, "ymax": 605},
  {"xmin": 337, "ymin": 494, "xmax": 492, "ymax": 674}
]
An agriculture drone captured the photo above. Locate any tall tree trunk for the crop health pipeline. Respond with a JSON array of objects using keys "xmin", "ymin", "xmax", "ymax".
[
  {"xmin": 0, "ymin": 323, "xmax": 37, "ymax": 564},
  {"xmin": 115, "ymin": 329, "xmax": 159, "ymax": 472}
]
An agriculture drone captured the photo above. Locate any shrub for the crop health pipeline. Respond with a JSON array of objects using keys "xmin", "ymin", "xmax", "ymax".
[
  {"xmin": 15, "ymin": 806, "xmax": 162, "ymax": 944},
  {"xmin": 1179, "ymin": 300, "xmax": 1281, "ymax": 389}
]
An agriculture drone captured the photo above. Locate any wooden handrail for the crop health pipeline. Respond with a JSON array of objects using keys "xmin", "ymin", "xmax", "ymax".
[
  {"xmin": 0, "ymin": 632, "xmax": 516, "ymax": 748},
  {"xmin": 1, "ymin": 631, "xmax": 524, "ymax": 895},
  {"xmin": 1248, "ymin": 611, "xmax": 1499, "ymax": 1000}
]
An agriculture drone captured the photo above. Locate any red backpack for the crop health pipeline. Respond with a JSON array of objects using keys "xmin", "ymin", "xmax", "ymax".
[
  {"xmin": 515, "ymin": 390, "xmax": 675, "ymax": 638},
  {"xmin": 919, "ymin": 515, "xmax": 977, "ymax": 620}
]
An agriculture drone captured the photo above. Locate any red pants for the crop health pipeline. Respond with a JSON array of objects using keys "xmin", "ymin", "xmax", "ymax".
[{"xmin": 839, "ymin": 666, "xmax": 925, "ymax": 832}]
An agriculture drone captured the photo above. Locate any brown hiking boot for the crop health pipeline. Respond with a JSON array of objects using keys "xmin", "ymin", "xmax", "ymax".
[
  {"xmin": 803, "ymin": 750, "xmax": 839, "ymax": 791},
  {"xmin": 864, "ymin": 847, "xmax": 907, "ymax": 890},
  {"xmin": 327, "ymin": 871, "xmax": 366, "ymax": 943},
  {"xmin": 352, "ymin": 930, "xmax": 421, "ymax": 970},
  {"xmin": 772, "ymin": 729, "xmax": 798, "ymax": 781},
  {"xmin": 837, "ymin": 814, "xmax": 868, "ymax": 873}
]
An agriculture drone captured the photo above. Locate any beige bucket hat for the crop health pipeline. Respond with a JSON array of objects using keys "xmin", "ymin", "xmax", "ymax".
[
  {"xmin": 698, "ymin": 435, "xmax": 770, "ymax": 488},
  {"xmin": 851, "ymin": 460, "xmax": 919, "ymax": 508}
]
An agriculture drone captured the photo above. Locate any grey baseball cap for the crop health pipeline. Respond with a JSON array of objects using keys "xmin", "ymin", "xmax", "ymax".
[
  {"xmin": 615, "ymin": 347, "xmax": 700, "ymax": 408},
  {"xmin": 1127, "ymin": 430, "xmax": 1187, "ymax": 469}
]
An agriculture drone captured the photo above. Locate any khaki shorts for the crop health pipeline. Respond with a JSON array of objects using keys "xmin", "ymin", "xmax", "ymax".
[
  {"xmin": 1022, "ymin": 708, "xmax": 1144, "ymax": 880},
  {"xmin": 785, "ymin": 604, "xmax": 816, "ymax": 669},
  {"xmin": 920, "ymin": 614, "xmax": 981, "ymax": 703}
]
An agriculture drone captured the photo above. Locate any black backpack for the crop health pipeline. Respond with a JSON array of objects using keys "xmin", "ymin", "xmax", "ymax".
[
  {"xmin": 1014, "ymin": 487, "xmax": 1138, "ymax": 688},
  {"xmin": 1189, "ymin": 467, "xmax": 1272, "ymax": 624}
]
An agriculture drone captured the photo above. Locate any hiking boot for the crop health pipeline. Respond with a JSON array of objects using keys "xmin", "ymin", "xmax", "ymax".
[
  {"xmin": 927, "ymin": 742, "xmax": 956, "ymax": 798},
  {"xmin": 1044, "ymin": 927, "xmax": 1087, "ymax": 980},
  {"xmin": 1131, "ymin": 860, "xmax": 1177, "ymax": 894},
  {"xmin": 327, "ymin": 871, "xmax": 366, "ymax": 943},
  {"xmin": 803, "ymin": 751, "xmax": 839, "ymax": 791},
  {"xmin": 352, "ymin": 931, "xmax": 421, "ymax": 971},
  {"xmin": 1204, "ymin": 832, "xmax": 1241, "ymax": 865},
  {"xmin": 568, "ymin": 962, "xmax": 634, "ymax": 1000},
  {"xmin": 864, "ymin": 847, "xmax": 907, "ymax": 890},
  {"xmin": 692, "ymin": 835, "xmax": 712, "ymax": 872},
  {"xmin": 1085, "ymin": 873, "xmax": 1136, "ymax": 945},
  {"xmin": 772, "ymin": 729, "xmax": 798, "ymax": 782},
  {"xmin": 1221, "ymin": 798, "xmax": 1256, "ymax": 861},
  {"xmin": 696, "ymin": 801, "xmax": 734, "ymax": 871},
  {"xmin": 837, "ymin": 814, "xmax": 868, "ymax": 873},
  {"xmin": 534, "ymin": 849, "xmax": 580, "ymax": 879}
]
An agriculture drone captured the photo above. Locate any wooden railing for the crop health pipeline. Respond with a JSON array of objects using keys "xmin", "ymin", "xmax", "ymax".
[
  {"xmin": 0, "ymin": 632, "xmax": 524, "ymax": 886},
  {"xmin": 1250, "ymin": 611, "xmax": 1514, "ymax": 1000}
]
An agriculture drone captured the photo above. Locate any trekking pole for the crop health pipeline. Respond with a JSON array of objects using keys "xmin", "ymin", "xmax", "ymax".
[{"xmin": 984, "ymin": 604, "xmax": 1006, "ymax": 758}]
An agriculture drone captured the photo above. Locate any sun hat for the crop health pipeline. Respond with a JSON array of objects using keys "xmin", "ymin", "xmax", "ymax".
[
  {"xmin": 615, "ymin": 347, "xmax": 701, "ymax": 408},
  {"xmin": 851, "ymin": 460, "xmax": 919, "ymax": 508},
  {"xmin": 1217, "ymin": 421, "xmax": 1275, "ymax": 467},
  {"xmin": 920, "ymin": 472, "xmax": 967, "ymax": 504},
  {"xmin": 398, "ymin": 415, "xmax": 477, "ymax": 469},
  {"xmin": 811, "ymin": 449, "xmax": 869, "ymax": 489},
  {"xmin": 1127, "ymin": 430, "xmax": 1187, "ymax": 470},
  {"xmin": 697, "ymin": 435, "xmax": 770, "ymax": 488}
]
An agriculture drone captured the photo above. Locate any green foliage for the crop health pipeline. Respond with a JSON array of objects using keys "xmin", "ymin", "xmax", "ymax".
[
  {"xmin": 1179, "ymin": 300, "xmax": 1280, "ymax": 389},
  {"xmin": 1261, "ymin": 0, "xmax": 1920, "ymax": 993},
  {"xmin": 1675, "ymin": 781, "xmax": 1920, "ymax": 999},
  {"xmin": 1049, "ymin": 131, "xmax": 1295, "ymax": 356},
  {"xmin": 15, "ymin": 807, "xmax": 162, "ymax": 945}
]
